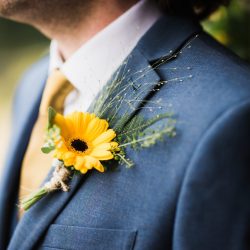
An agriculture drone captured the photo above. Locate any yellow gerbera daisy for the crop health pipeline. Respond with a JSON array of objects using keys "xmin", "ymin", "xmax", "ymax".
[{"xmin": 53, "ymin": 111, "xmax": 119, "ymax": 174}]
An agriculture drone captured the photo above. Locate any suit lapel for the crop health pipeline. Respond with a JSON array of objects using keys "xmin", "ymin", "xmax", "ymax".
[
  {"xmin": 0, "ymin": 57, "xmax": 48, "ymax": 250},
  {"xmin": 90, "ymin": 47, "xmax": 161, "ymax": 130},
  {"xmin": 7, "ymin": 15, "xmax": 201, "ymax": 250}
]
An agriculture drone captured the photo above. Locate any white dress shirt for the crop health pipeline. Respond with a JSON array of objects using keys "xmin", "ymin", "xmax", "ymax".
[{"xmin": 49, "ymin": 0, "xmax": 162, "ymax": 114}]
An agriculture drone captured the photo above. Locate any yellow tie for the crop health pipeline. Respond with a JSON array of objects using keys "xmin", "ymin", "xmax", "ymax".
[{"xmin": 19, "ymin": 70, "xmax": 74, "ymax": 207}]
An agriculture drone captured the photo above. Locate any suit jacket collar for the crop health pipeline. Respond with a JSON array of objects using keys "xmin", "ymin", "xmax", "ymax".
[
  {"xmin": 6, "ymin": 15, "xmax": 201, "ymax": 250},
  {"xmin": 137, "ymin": 15, "xmax": 201, "ymax": 62}
]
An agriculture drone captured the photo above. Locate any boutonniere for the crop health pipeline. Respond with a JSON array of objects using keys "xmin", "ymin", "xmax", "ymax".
[
  {"xmin": 20, "ymin": 59, "xmax": 178, "ymax": 211},
  {"xmin": 20, "ymin": 106, "xmax": 176, "ymax": 211}
]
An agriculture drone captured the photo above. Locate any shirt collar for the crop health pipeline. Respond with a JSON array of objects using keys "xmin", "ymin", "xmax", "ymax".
[{"xmin": 49, "ymin": 0, "xmax": 162, "ymax": 95}]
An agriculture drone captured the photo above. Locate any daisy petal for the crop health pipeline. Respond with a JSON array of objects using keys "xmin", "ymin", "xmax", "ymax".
[
  {"xmin": 89, "ymin": 149, "xmax": 114, "ymax": 160},
  {"xmin": 84, "ymin": 156, "xmax": 104, "ymax": 172},
  {"xmin": 63, "ymin": 151, "xmax": 76, "ymax": 166},
  {"xmin": 54, "ymin": 114, "xmax": 70, "ymax": 139},
  {"xmin": 84, "ymin": 118, "xmax": 109, "ymax": 141},
  {"xmin": 75, "ymin": 156, "xmax": 88, "ymax": 174},
  {"xmin": 92, "ymin": 129, "xmax": 116, "ymax": 146},
  {"xmin": 93, "ymin": 142, "xmax": 113, "ymax": 151},
  {"xmin": 67, "ymin": 112, "xmax": 96, "ymax": 135}
]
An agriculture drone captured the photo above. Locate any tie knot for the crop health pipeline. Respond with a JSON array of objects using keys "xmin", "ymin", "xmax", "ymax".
[{"xmin": 40, "ymin": 69, "xmax": 74, "ymax": 115}]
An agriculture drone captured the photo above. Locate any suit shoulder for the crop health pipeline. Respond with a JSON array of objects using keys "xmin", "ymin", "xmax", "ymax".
[
  {"xmin": 14, "ymin": 55, "xmax": 48, "ymax": 97},
  {"xmin": 17, "ymin": 55, "xmax": 49, "ymax": 89},
  {"xmin": 151, "ymin": 32, "xmax": 250, "ymax": 148},
  {"xmin": 13, "ymin": 55, "xmax": 49, "ymax": 115},
  {"xmin": 198, "ymin": 32, "xmax": 250, "ymax": 76},
  {"xmin": 192, "ymin": 32, "xmax": 250, "ymax": 87},
  {"xmin": 196, "ymin": 32, "xmax": 250, "ymax": 104},
  {"xmin": 157, "ymin": 31, "xmax": 250, "ymax": 111}
]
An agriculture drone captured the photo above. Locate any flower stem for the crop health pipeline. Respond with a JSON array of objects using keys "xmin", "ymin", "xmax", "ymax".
[
  {"xmin": 19, "ymin": 161, "xmax": 71, "ymax": 212},
  {"xmin": 20, "ymin": 187, "xmax": 48, "ymax": 211}
]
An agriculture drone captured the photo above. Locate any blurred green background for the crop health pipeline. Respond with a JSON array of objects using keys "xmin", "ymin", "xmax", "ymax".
[{"xmin": 0, "ymin": 0, "xmax": 249, "ymax": 173}]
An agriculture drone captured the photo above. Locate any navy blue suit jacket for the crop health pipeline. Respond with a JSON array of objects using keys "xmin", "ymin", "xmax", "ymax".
[{"xmin": 1, "ymin": 15, "xmax": 250, "ymax": 250}]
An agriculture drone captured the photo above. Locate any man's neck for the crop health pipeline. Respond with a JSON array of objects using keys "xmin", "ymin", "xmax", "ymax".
[{"xmin": 39, "ymin": 0, "xmax": 139, "ymax": 60}]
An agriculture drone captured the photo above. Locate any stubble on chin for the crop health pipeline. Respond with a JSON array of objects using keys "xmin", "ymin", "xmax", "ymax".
[
  {"xmin": 0, "ymin": 0, "xmax": 90, "ymax": 26},
  {"xmin": 0, "ymin": 0, "xmax": 32, "ymax": 21}
]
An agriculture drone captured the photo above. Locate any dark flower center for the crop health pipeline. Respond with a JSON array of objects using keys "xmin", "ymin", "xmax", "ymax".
[{"xmin": 71, "ymin": 139, "xmax": 88, "ymax": 152}]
